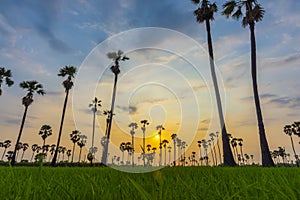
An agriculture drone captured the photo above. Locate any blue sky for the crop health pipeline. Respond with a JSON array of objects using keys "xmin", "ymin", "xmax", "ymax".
[{"xmin": 0, "ymin": 0, "xmax": 300, "ymax": 164}]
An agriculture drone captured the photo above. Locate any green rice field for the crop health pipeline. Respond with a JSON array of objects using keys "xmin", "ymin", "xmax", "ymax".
[{"xmin": 0, "ymin": 166, "xmax": 299, "ymax": 199}]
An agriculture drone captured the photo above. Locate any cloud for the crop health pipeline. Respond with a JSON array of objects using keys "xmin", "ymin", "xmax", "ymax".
[{"xmin": 116, "ymin": 105, "xmax": 138, "ymax": 115}]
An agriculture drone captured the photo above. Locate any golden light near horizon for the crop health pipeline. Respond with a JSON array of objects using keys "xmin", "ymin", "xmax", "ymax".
[{"xmin": 155, "ymin": 134, "xmax": 160, "ymax": 140}]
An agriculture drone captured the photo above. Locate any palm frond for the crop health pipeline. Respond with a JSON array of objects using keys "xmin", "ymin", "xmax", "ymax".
[
  {"xmin": 191, "ymin": 0, "xmax": 200, "ymax": 5},
  {"xmin": 253, "ymin": 4, "xmax": 265, "ymax": 22},
  {"xmin": 107, "ymin": 52, "xmax": 117, "ymax": 59},
  {"xmin": 222, "ymin": 0, "xmax": 237, "ymax": 17},
  {"xmin": 232, "ymin": 6, "xmax": 243, "ymax": 20}
]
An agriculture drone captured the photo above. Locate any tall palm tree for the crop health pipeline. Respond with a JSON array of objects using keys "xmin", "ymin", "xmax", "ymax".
[
  {"xmin": 0, "ymin": 67, "xmax": 14, "ymax": 96},
  {"xmin": 171, "ymin": 133, "xmax": 177, "ymax": 166},
  {"xmin": 39, "ymin": 124, "xmax": 52, "ymax": 147},
  {"xmin": 162, "ymin": 139, "xmax": 169, "ymax": 166},
  {"xmin": 1, "ymin": 140, "xmax": 11, "ymax": 161},
  {"xmin": 51, "ymin": 66, "xmax": 77, "ymax": 167},
  {"xmin": 101, "ymin": 50, "xmax": 129, "ymax": 165},
  {"xmin": 156, "ymin": 125, "xmax": 165, "ymax": 166},
  {"xmin": 141, "ymin": 120, "xmax": 150, "ymax": 166},
  {"xmin": 77, "ymin": 135, "xmax": 87, "ymax": 163},
  {"xmin": 89, "ymin": 97, "xmax": 101, "ymax": 165},
  {"xmin": 11, "ymin": 80, "xmax": 45, "ymax": 166},
  {"xmin": 192, "ymin": 0, "xmax": 236, "ymax": 166},
  {"xmin": 70, "ymin": 130, "xmax": 81, "ymax": 163},
  {"xmin": 222, "ymin": 0, "xmax": 274, "ymax": 167},
  {"xmin": 284, "ymin": 125, "xmax": 299, "ymax": 166},
  {"xmin": 128, "ymin": 122, "xmax": 138, "ymax": 167}
]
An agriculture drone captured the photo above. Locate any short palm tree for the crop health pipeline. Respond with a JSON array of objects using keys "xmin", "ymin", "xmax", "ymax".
[
  {"xmin": 1, "ymin": 140, "xmax": 11, "ymax": 161},
  {"xmin": 20, "ymin": 143, "xmax": 29, "ymax": 161},
  {"xmin": 0, "ymin": 66, "xmax": 14, "ymax": 95},
  {"xmin": 70, "ymin": 130, "xmax": 81, "ymax": 163},
  {"xmin": 192, "ymin": 0, "xmax": 236, "ymax": 166},
  {"xmin": 237, "ymin": 138, "xmax": 244, "ymax": 165},
  {"xmin": 66, "ymin": 149, "xmax": 71, "ymax": 162},
  {"xmin": 215, "ymin": 131, "xmax": 222, "ymax": 164},
  {"xmin": 89, "ymin": 97, "xmax": 101, "ymax": 165},
  {"xmin": 77, "ymin": 135, "xmax": 87, "ymax": 163},
  {"xmin": 197, "ymin": 140, "xmax": 203, "ymax": 166},
  {"xmin": 128, "ymin": 122, "xmax": 138, "ymax": 167},
  {"xmin": 162, "ymin": 139, "xmax": 169, "ymax": 166},
  {"xmin": 119, "ymin": 142, "xmax": 126, "ymax": 165},
  {"xmin": 39, "ymin": 124, "xmax": 52, "ymax": 146},
  {"xmin": 51, "ymin": 66, "xmax": 77, "ymax": 166},
  {"xmin": 15, "ymin": 142, "xmax": 23, "ymax": 161},
  {"xmin": 30, "ymin": 144, "xmax": 38, "ymax": 162},
  {"xmin": 49, "ymin": 144, "xmax": 56, "ymax": 162},
  {"xmin": 156, "ymin": 125, "xmax": 165, "ymax": 166},
  {"xmin": 284, "ymin": 124, "xmax": 299, "ymax": 166},
  {"xmin": 140, "ymin": 120, "xmax": 150, "ymax": 166},
  {"xmin": 209, "ymin": 132, "xmax": 218, "ymax": 165},
  {"xmin": 101, "ymin": 50, "xmax": 129, "ymax": 165},
  {"xmin": 222, "ymin": 0, "xmax": 274, "ymax": 167},
  {"xmin": 11, "ymin": 80, "xmax": 45, "ymax": 166},
  {"xmin": 171, "ymin": 133, "xmax": 177, "ymax": 166}
]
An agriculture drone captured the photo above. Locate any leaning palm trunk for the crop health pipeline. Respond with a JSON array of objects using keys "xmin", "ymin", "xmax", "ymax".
[
  {"xmin": 205, "ymin": 19, "xmax": 236, "ymax": 166},
  {"xmin": 51, "ymin": 90, "xmax": 69, "ymax": 166},
  {"xmin": 289, "ymin": 135, "xmax": 299, "ymax": 167},
  {"xmin": 249, "ymin": 22, "xmax": 274, "ymax": 167},
  {"xmin": 101, "ymin": 74, "xmax": 118, "ymax": 165},
  {"xmin": 11, "ymin": 106, "xmax": 28, "ymax": 166}
]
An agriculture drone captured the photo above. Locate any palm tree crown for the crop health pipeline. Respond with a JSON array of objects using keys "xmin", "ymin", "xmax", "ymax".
[
  {"xmin": 58, "ymin": 66, "xmax": 77, "ymax": 91},
  {"xmin": 0, "ymin": 67, "xmax": 14, "ymax": 95},
  {"xmin": 20, "ymin": 80, "xmax": 45, "ymax": 106},
  {"xmin": 192, "ymin": 0, "xmax": 217, "ymax": 23}
]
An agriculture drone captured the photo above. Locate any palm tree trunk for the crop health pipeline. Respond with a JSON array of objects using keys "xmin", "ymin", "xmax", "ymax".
[
  {"xmin": 1, "ymin": 148, "xmax": 7, "ymax": 160},
  {"xmin": 210, "ymin": 145, "xmax": 215, "ymax": 166},
  {"xmin": 132, "ymin": 135, "xmax": 134, "ymax": 167},
  {"xmin": 21, "ymin": 151, "xmax": 25, "ymax": 161},
  {"xmin": 30, "ymin": 152, "xmax": 35, "ymax": 162},
  {"xmin": 51, "ymin": 90, "xmax": 69, "ymax": 166},
  {"xmin": 78, "ymin": 147, "xmax": 82, "ymax": 163},
  {"xmin": 164, "ymin": 147, "xmax": 167, "ymax": 166},
  {"xmin": 143, "ymin": 130, "xmax": 146, "ymax": 167},
  {"xmin": 173, "ymin": 142, "xmax": 176, "ymax": 166},
  {"xmin": 11, "ymin": 105, "xmax": 28, "ymax": 166},
  {"xmin": 199, "ymin": 147, "xmax": 202, "ymax": 166},
  {"xmin": 71, "ymin": 143, "xmax": 76, "ymax": 163},
  {"xmin": 213, "ymin": 144, "xmax": 218, "ymax": 165},
  {"xmin": 217, "ymin": 140, "xmax": 222, "ymax": 164},
  {"xmin": 240, "ymin": 146, "xmax": 244, "ymax": 165},
  {"xmin": 90, "ymin": 110, "xmax": 96, "ymax": 166},
  {"xmin": 205, "ymin": 19, "xmax": 236, "ymax": 166},
  {"xmin": 101, "ymin": 74, "xmax": 118, "ymax": 165},
  {"xmin": 249, "ymin": 22, "xmax": 274, "ymax": 167},
  {"xmin": 289, "ymin": 135, "xmax": 299, "ymax": 167}
]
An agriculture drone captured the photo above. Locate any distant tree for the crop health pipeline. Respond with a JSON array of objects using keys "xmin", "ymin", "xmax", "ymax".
[
  {"xmin": 1, "ymin": 140, "xmax": 11, "ymax": 161},
  {"xmin": 49, "ymin": 144, "xmax": 56, "ymax": 162},
  {"xmin": 51, "ymin": 65, "xmax": 77, "ymax": 167},
  {"xmin": 66, "ymin": 149, "xmax": 71, "ymax": 162},
  {"xmin": 20, "ymin": 143, "xmax": 29, "ymax": 161},
  {"xmin": 77, "ymin": 135, "xmax": 87, "ymax": 163},
  {"xmin": 39, "ymin": 125, "xmax": 52, "ymax": 146},
  {"xmin": 11, "ymin": 80, "xmax": 45, "ymax": 166},
  {"xmin": 16, "ymin": 142, "xmax": 23, "ymax": 162},
  {"xmin": 197, "ymin": 140, "xmax": 203, "ymax": 166},
  {"xmin": 171, "ymin": 133, "xmax": 177, "ymax": 166},
  {"xmin": 89, "ymin": 97, "xmax": 101, "ymax": 166},
  {"xmin": 0, "ymin": 66, "xmax": 14, "ymax": 96},
  {"xmin": 140, "ymin": 120, "xmax": 150, "ymax": 166},
  {"xmin": 119, "ymin": 142, "xmax": 126, "ymax": 165},
  {"xmin": 70, "ymin": 130, "xmax": 81, "ymax": 163},
  {"xmin": 284, "ymin": 124, "xmax": 299, "ymax": 166},
  {"xmin": 128, "ymin": 122, "xmax": 138, "ymax": 167}
]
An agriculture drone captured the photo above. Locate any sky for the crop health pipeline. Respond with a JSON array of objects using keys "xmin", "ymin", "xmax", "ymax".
[{"xmin": 0, "ymin": 0, "xmax": 300, "ymax": 165}]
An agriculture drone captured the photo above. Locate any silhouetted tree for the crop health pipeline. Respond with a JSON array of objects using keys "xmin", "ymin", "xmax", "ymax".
[
  {"xmin": 129, "ymin": 122, "xmax": 138, "ymax": 167},
  {"xmin": 0, "ymin": 66, "xmax": 14, "ymax": 96},
  {"xmin": 77, "ymin": 135, "xmax": 87, "ymax": 163},
  {"xmin": 70, "ymin": 130, "xmax": 81, "ymax": 163},
  {"xmin": 192, "ymin": 0, "xmax": 236, "ymax": 166},
  {"xmin": 101, "ymin": 50, "xmax": 129, "ymax": 165},
  {"xmin": 140, "ymin": 120, "xmax": 150, "ymax": 166},
  {"xmin": 89, "ymin": 97, "xmax": 101, "ymax": 165},
  {"xmin": 222, "ymin": 0, "xmax": 273, "ymax": 167},
  {"xmin": 1, "ymin": 140, "xmax": 11, "ymax": 161},
  {"xmin": 39, "ymin": 124, "xmax": 52, "ymax": 146},
  {"xmin": 11, "ymin": 80, "xmax": 45, "ymax": 166},
  {"xmin": 51, "ymin": 66, "xmax": 77, "ymax": 167},
  {"xmin": 284, "ymin": 124, "xmax": 299, "ymax": 166}
]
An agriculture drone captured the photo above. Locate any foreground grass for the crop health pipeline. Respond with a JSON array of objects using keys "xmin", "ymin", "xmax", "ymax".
[{"xmin": 0, "ymin": 166, "xmax": 299, "ymax": 199}]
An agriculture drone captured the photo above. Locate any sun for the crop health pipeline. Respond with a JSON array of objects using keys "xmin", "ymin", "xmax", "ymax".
[{"xmin": 155, "ymin": 135, "xmax": 160, "ymax": 140}]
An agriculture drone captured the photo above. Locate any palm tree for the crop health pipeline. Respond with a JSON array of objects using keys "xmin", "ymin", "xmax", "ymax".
[
  {"xmin": 42, "ymin": 144, "xmax": 50, "ymax": 160},
  {"xmin": 181, "ymin": 141, "xmax": 187, "ymax": 166},
  {"xmin": 119, "ymin": 142, "xmax": 126, "ymax": 165},
  {"xmin": 125, "ymin": 142, "xmax": 132, "ymax": 165},
  {"xmin": 39, "ymin": 124, "xmax": 52, "ymax": 146},
  {"xmin": 207, "ymin": 139, "xmax": 215, "ymax": 166},
  {"xmin": 15, "ymin": 142, "xmax": 23, "ymax": 162},
  {"xmin": 192, "ymin": 0, "xmax": 236, "ymax": 166},
  {"xmin": 209, "ymin": 132, "xmax": 218, "ymax": 165},
  {"xmin": 176, "ymin": 138, "xmax": 182, "ymax": 166},
  {"xmin": 66, "ymin": 149, "xmax": 71, "ymax": 162},
  {"xmin": 128, "ymin": 122, "xmax": 138, "ymax": 167},
  {"xmin": 222, "ymin": 0, "xmax": 273, "ymax": 167},
  {"xmin": 141, "ymin": 120, "xmax": 150, "ymax": 166},
  {"xmin": 0, "ymin": 67, "xmax": 14, "ymax": 96},
  {"xmin": 30, "ymin": 144, "xmax": 38, "ymax": 162},
  {"xmin": 215, "ymin": 131, "xmax": 222, "ymax": 164},
  {"xmin": 156, "ymin": 125, "xmax": 165, "ymax": 166},
  {"xmin": 284, "ymin": 125, "xmax": 299, "ymax": 166},
  {"xmin": 171, "ymin": 133, "xmax": 177, "ymax": 166},
  {"xmin": 197, "ymin": 140, "xmax": 203, "ymax": 166},
  {"xmin": 162, "ymin": 139, "xmax": 169, "ymax": 166},
  {"xmin": 89, "ymin": 97, "xmax": 101, "ymax": 165},
  {"xmin": 77, "ymin": 135, "xmax": 87, "ymax": 163},
  {"xmin": 11, "ymin": 80, "xmax": 45, "ymax": 166},
  {"xmin": 49, "ymin": 144, "xmax": 56, "ymax": 162},
  {"xmin": 231, "ymin": 138, "xmax": 239, "ymax": 164},
  {"xmin": 70, "ymin": 130, "xmax": 81, "ymax": 163},
  {"xmin": 51, "ymin": 66, "xmax": 77, "ymax": 167},
  {"xmin": 167, "ymin": 146, "xmax": 172, "ymax": 165},
  {"xmin": 237, "ymin": 138, "xmax": 244, "ymax": 165},
  {"xmin": 20, "ymin": 143, "xmax": 29, "ymax": 161},
  {"xmin": 1, "ymin": 140, "xmax": 11, "ymax": 161},
  {"xmin": 101, "ymin": 50, "xmax": 129, "ymax": 165},
  {"xmin": 202, "ymin": 139, "xmax": 209, "ymax": 166},
  {"xmin": 146, "ymin": 144, "xmax": 152, "ymax": 153}
]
